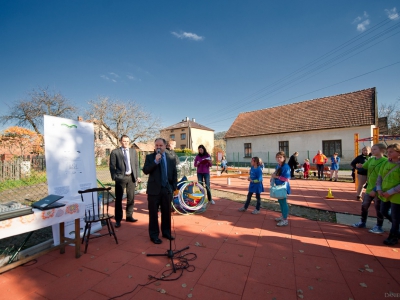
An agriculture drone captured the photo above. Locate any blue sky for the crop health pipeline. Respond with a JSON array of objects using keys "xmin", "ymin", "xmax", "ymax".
[{"xmin": 1, "ymin": 1, "xmax": 399, "ymax": 133}]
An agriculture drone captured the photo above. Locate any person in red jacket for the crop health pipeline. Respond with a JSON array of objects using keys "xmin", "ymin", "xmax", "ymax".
[
  {"xmin": 303, "ymin": 158, "xmax": 310, "ymax": 179},
  {"xmin": 312, "ymin": 150, "xmax": 328, "ymax": 180}
]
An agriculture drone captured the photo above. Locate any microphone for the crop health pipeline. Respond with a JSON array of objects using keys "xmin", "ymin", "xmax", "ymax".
[{"xmin": 156, "ymin": 148, "xmax": 161, "ymax": 154}]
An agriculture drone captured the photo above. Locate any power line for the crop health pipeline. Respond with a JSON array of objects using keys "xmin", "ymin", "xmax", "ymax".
[
  {"xmin": 202, "ymin": 19, "xmax": 400, "ymax": 122},
  {"xmin": 204, "ymin": 60, "xmax": 400, "ymax": 126}
]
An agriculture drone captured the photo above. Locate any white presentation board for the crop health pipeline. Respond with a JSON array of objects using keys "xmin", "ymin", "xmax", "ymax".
[{"xmin": 44, "ymin": 115, "xmax": 100, "ymax": 244}]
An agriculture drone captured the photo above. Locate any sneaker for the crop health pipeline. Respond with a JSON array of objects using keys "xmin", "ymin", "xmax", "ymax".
[
  {"xmin": 238, "ymin": 207, "xmax": 247, "ymax": 212},
  {"xmin": 329, "ymin": 178, "xmax": 332, "ymax": 181},
  {"xmin": 352, "ymin": 221, "xmax": 366, "ymax": 228},
  {"xmin": 251, "ymin": 209, "xmax": 260, "ymax": 214},
  {"xmin": 275, "ymin": 216, "xmax": 283, "ymax": 222},
  {"xmin": 369, "ymin": 225, "xmax": 384, "ymax": 234},
  {"xmin": 334, "ymin": 179, "xmax": 338, "ymax": 182},
  {"xmin": 356, "ymin": 196, "xmax": 362, "ymax": 201},
  {"xmin": 210, "ymin": 200, "xmax": 215, "ymax": 205},
  {"xmin": 277, "ymin": 219, "xmax": 288, "ymax": 226}
]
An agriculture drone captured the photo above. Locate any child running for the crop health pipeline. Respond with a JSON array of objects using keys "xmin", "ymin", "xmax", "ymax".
[
  {"xmin": 272, "ymin": 151, "xmax": 291, "ymax": 226},
  {"xmin": 352, "ymin": 143, "xmax": 387, "ymax": 233},
  {"xmin": 238, "ymin": 157, "xmax": 264, "ymax": 214},
  {"xmin": 376, "ymin": 143, "xmax": 400, "ymax": 245},
  {"xmin": 303, "ymin": 158, "xmax": 310, "ymax": 179}
]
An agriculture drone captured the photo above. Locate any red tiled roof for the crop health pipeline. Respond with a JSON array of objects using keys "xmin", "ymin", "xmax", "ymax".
[
  {"xmin": 133, "ymin": 142, "xmax": 154, "ymax": 152},
  {"xmin": 225, "ymin": 88, "xmax": 376, "ymax": 138},
  {"xmin": 162, "ymin": 120, "xmax": 214, "ymax": 132}
]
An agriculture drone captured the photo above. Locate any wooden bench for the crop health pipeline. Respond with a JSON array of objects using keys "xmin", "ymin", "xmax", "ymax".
[
  {"xmin": 295, "ymin": 166, "xmax": 330, "ymax": 179},
  {"xmin": 307, "ymin": 165, "xmax": 330, "ymax": 179}
]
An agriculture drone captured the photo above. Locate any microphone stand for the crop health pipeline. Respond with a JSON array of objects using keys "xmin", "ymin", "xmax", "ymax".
[{"xmin": 146, "ymin": 199, "xmax": 189, "ymax": 273}]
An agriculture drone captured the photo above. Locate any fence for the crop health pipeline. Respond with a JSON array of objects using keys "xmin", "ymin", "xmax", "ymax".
[{"xmin": 226, "ymin": 149, "xmax": 357, "ymax": 171}]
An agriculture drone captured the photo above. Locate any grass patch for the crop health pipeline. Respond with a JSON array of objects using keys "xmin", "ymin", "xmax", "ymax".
[{"xmin": 0, "ymin": 172, "xmax": 47, "ymax": 192}]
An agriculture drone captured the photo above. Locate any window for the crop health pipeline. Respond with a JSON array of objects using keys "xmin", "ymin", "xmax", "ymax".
[
  {"xmin": 170, "ymin": 134, "xmax": 175, "ymax": 140},
  {"xmin": 323, "ymin": 140, "xmax": 342, "ymax": 157},
  {"xmin": 244, "ymin": 143, "xmax": 252, "ymax": 157},
  {"xmin": 170, "ymin": 130, "xmax": 174, "ymax": 132},
  {"xmin": 99, "ymin": 131, "xmax": 103, "ymax": 140},
  {"xmin": 105, "ymin": 149, "xmax": 110, "ymax": 156},
  {"xmin": 279, "ymin": 141, "xmax": 289, "ymax": 157},
  {"xmin": 181, "ymin": 133, "xmax": 186, "ymax": 140}
]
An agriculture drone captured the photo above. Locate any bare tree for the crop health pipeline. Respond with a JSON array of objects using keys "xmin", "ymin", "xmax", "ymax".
[
  {"xmin": 379, "ymin": 98, "xmax": 400, "ymax": 135},
  {"xmin": 86, "ymin": 97, "xmax": 161, "ymax": 147},
  {"xmin": 1, "ymin": 87, "xmax": 77, "ymax": 135}
]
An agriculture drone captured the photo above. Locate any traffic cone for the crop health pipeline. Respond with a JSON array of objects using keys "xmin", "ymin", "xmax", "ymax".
[{"xmin": 326, "ymin": 188, "xmax": 334, "ymax": 199}]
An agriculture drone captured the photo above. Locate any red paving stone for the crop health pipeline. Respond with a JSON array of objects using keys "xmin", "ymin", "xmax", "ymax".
[{"xmin": 1, "ymin": 178, "xmax": 400, "ymax": 299}]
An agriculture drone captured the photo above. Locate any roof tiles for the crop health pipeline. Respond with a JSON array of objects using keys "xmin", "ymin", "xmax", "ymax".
[{"xmin": 225, "ymin": 88, "xmax": 376, "ymax": 138}]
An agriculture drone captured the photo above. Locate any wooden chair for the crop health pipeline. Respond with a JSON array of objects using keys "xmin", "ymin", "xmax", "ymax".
[{"xmin": 78, "ymin": 187, "xmax": 118, "ymax": 253}]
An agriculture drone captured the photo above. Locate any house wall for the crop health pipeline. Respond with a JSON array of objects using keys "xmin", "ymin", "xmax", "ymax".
[
  {"xmin": 226, "ymin": 126, "xmax": 374, "ymax": 168},
  {"xmin": 94, "ymin": 124, "xmax": 118, "ymax": 158},
  {"xmin": 161, "ymin": 127, "xmax": 214, "ymax": 152},
  {"xmin": 191, "ymin": 128, "xmax": 214, "ymax": 153}
]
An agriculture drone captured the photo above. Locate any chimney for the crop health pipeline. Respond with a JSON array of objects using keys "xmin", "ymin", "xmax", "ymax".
[
  {"xmin": 192, "ymin": 118, "xmax": 195, "ymax": 122},
  {"xmin": 186, "ymin": 117, "xmax": 189, "ymax": 121},
  {"xmin": 77, "ymin": 116, "xmax": 83, "ymax": 121}
]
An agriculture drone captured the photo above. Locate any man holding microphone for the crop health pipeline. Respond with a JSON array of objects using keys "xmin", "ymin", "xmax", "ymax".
[{"xmin": 142, "ymin": 138, "xmax": 177, "ymax": 244}]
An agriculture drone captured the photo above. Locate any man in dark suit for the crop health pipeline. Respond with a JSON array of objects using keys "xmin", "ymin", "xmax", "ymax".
[
  {"xmin": 142, "ymin": 138, "xmax": 177, "ymax": 244},
  {"xmin": 109, "ymin": 135, "xmax": 141, "ymax": 228}
]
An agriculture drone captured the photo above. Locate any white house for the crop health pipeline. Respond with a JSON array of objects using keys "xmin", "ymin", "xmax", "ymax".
[{"xmin": 224, "ymin": 88, "xmax": 377, "ymax": 168}]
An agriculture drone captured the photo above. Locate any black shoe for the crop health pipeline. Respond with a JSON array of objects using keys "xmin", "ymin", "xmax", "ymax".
[
  {"xmin": 126, "ymin": 217, "xmax": 138, "ymax": 222},
  {"xmin": 329, "ymin": 178, "xmax": 332, "ymax": 181},
  {"xmin": 384, "ymin": 234, "xmax": 399, "ymax": 246},
  {"xmin": 162, "ymin": 234, "xmax": 175, "ymax": 240},
  {"xmin": 151, "ymin": 237, "xmax": 162, "ymax": 244},
  {"xmin": 115, "ymin": 222, "xmax": 121, "ymax": 228}
]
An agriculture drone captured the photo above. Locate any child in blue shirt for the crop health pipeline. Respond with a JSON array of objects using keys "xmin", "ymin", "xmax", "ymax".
[
  {"xmin": 238, "ymin": 157, "xmax": 264, "ymax": 214},
  {"xmin": 272, "ymin": 151, "xmax": 291, "ymax": 226},
  {"xmin": 329, "ymin": 152, "xmax": 340, "ymax": 181}
]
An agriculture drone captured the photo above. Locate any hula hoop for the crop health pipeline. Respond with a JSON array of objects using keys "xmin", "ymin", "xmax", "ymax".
[{"xmin": 172, "ymin": 180, "xmax": 209, "ymax": 215}]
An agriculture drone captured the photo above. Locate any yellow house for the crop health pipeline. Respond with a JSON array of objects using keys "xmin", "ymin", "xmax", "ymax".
[{"xmin": 160, "ymin": 117, "xmax": 214, "ymax": 152}]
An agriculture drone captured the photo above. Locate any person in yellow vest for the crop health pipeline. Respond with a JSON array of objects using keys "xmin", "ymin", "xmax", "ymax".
[
  {"xmin": 312, "ymin": 150, "xmax": 327, "ymax": 180},
  {"xmin": 376, "ymin": 143, "xmax": 400, "ymax": 246}
]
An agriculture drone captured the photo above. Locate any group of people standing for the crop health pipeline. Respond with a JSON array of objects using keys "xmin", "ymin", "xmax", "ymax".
[
  {"xmin": 287, "ymin": 150, "xmax": 340, "ymax": 181},
  {"xmin": 351, "ymin": 143, "xmax": 400, "ymax": 246},
  {"xmin": 109, "ymin": 134, "xmax": 400, "ymax": 246}
]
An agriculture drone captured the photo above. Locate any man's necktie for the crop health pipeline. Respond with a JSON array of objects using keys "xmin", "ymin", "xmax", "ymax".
[
  {"xmin": 160, "ymin": 154, "xmax": 168, "ymax": 187},
  {"xmin": 123, "ymin": 149, "xmax": 131, "ymax": 174}
]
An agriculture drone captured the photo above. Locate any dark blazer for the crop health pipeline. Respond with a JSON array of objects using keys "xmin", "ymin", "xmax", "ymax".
[
  {"xmin": 109, "ymin": 147, "xmax": 139, "ymax": 182},
  {"xmin": 142, "ymin": 151, "xmax": 177, "ymax": 195}
]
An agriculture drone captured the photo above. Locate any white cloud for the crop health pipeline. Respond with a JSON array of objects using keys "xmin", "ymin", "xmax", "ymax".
[
  {"xmin": 109, "ymin": 72, "xmax": 119, "ymax": 78},
  {"xmin": 357, "ymin": 19, "xmax": 370, "ymax": 32},
  {"xmin": 126, "ymin": 75, "xmax": 142, "ymax": 82},
  {"xmin": 100, "ymin": 74, "xmax": 117, "ymax": 83},
  {"xmin": 352, "ymin": 11, "xmax": 370, "ymax": 32},
  {"xmin": 171, "ymin": 31, "xmax": 204, "ymax": 41},
  {"xmin": 385, "ymin": 7, "xmax": 399, "ymax": 20}
]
